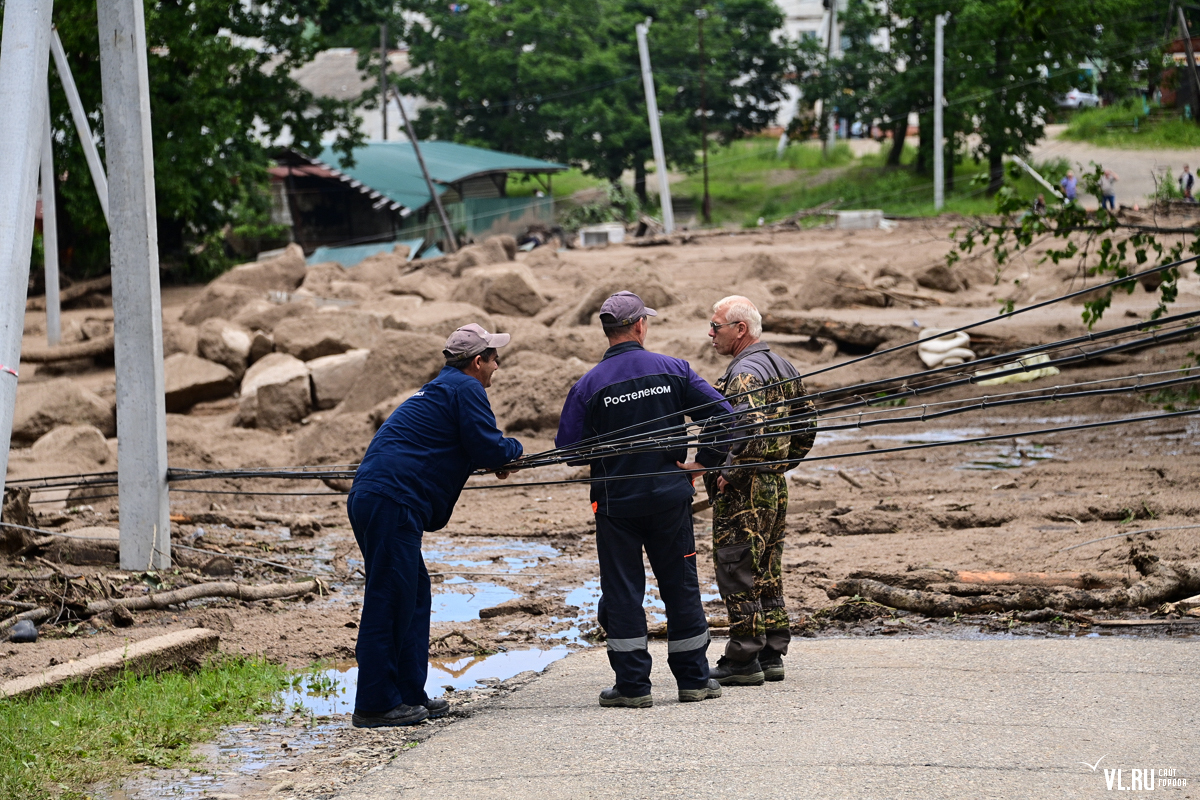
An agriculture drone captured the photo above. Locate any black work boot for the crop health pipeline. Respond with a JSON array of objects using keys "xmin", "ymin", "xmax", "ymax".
[
  {"xmin": 598, "ymin": 687, "xmax": 653, "ymax": 708},
  {"xmin": 710, "ymin": 656, "xmax": 765, "ymax": 686},
  {"xmin": 423, "ymin": 697, "xmax": 450, "ymax": 718},
  {"xmin": 678, "ymin": 678, "xmax": 723, "ymax": 703},
  {"xmin": 352, "ymin": 703, "xmax": 429, "ymax": 728},
  {"xmin": 759, "ymin": 653, "xmax": 785, "ymax": 682}
]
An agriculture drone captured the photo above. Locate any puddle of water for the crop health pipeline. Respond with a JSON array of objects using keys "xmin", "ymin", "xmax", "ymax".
[
  {"xmin": 279, "ymin": 646, "xmax": 572, "ymax": 718},
  {"xmin": 564, "ymin": 578, "xmax": 670, "ymax": 623},
  {"xmin": 431, "ymin": 582, "xmax": 519, "ymax": 622},
  {"xmin": 423, "ymin": 537, "xmax": 558, "ymax": 571}
]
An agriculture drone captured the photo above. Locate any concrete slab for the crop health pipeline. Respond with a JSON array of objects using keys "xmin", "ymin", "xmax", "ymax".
[
  {"xmin": 0, "ymin": 627, "xmax": 218, "ymax": 698},
  {"xmin": 336, "ymin": 637, "xmax": 1196, "ymax": 800}
]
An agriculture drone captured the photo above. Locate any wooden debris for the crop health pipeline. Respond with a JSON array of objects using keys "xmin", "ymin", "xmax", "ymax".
[
  {"xmin": 847, "ymin": 568, "xmax": 1127, "ymax": 591},
  {"xmin": 25, "ymin": 274, "xmax": 112, "ymax": 311},
  {"xmin": 828, "ymin": 559, "xmax": 1200, "ymax": 616},
  {"xmin": 836, "ymin": 470, "xmax": 864, "ymax": 489},
  {"xmin": 760, "ymin": 312, "xmax": 914, "ymax": 351},
  {"xmin": 19, "ymin": 333, "xmax": 115, "ymax": 364}
]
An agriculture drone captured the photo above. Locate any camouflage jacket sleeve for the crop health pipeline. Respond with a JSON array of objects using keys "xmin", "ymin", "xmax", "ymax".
[{"xmin": 722, "ymin": 372, "xmax": 816, "ymax": 482}]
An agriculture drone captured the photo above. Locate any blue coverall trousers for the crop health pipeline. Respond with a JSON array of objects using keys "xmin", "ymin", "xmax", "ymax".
[
  {"xmin": 347, "ymin": 490, "xmax": 431, "ymax": 714},
  {"xmin": 596, "ymin": 500, "xmax": 711, "ymax": 697}
]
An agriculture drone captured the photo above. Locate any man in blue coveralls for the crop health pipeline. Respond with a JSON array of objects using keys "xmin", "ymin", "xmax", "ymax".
[
  {"xmin": 556, "ymin": 291, "xmax": 733, "ymax": 707},
  {"xmin": 348, "ymin": 323, "xmax": 522, "ymax": 728}
]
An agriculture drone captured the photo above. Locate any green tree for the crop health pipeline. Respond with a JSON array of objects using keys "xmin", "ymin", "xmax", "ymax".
[
  {"xmin": 397, "ymin": 0, "xmax": 795, "ymax": 202},
  {"xmin": 39, "ymin": 1, "xmax": 370, "ymax": 280}
]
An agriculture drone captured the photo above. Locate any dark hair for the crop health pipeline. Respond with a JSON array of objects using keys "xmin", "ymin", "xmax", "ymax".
[
  {"xmin": 446, "ymin": 347, "xmax": 497, "ymax": 370},
  {"xmin": 602, "ymin": 315, "xmax": 643, "ymax": 336}
]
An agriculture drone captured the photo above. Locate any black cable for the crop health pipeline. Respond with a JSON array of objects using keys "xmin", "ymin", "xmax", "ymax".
[
  {"xmin": 515, "ymin": 317, "xmax": 1200, "ymax": 468},
  {"xmin": 460, "ymin": 407, "xmax": 1200, "ymax": 491},
  {"xmin": 515, "ymin": 253, "xmax": 1200, "ymax": 464}
]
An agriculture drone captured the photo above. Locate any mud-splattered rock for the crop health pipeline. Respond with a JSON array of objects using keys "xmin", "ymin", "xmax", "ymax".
[
  {"xmin": 309, "ymin": 349, "xmax": 370, "ymax": 410},
  {"xmin": 163, "ymin": 354, "xmax": 237, "ymax": 413},
  {"xmin": 273, "ymin": 310, "xmax": 380, "ymax": 361},
  {"xmin": 30, "ymin": 424, "xmax": 111, "ymax": 468},
  {"xmin": 13, "ymin": 377, "xmax": 115, "ymax": 444},
  {"xmin": 453, "ymin": 264, "xmax": 548, "ymax": 317},
  {"xmin": 197, "ymin": 318, "xmax": 253, "ymax": 380}
]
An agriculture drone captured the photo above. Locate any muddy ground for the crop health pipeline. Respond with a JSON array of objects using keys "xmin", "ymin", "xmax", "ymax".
[{"xmin": 4, "ymin": 219, "xmax": 1200, "ymax": 798}]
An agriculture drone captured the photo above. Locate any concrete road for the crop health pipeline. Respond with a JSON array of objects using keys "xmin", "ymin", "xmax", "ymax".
[
  {"xmin": 1029, "ymin": 125, "xmax": 1192, "ymax": 208},
  {"xmin": 334, "ymin": 637, "xmax": 1197, "ymax": 799}
]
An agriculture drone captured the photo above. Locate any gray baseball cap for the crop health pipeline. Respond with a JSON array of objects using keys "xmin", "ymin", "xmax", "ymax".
[
  {"xmin": 443, "ymin": 323, "xmax": 511, "ymax": 359},
  {"xmin": 599, "ymin": 291, "xmax": 658, "ymax": 328}
]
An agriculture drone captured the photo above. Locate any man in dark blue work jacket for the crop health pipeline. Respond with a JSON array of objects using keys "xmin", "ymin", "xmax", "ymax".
[
  {"xmin": 556, "ymin": 291, "xmax": 733, "ymax": 707},
  {"xmin": 348, "ymin": 323, "xmax": 522, "ymax": 728}
]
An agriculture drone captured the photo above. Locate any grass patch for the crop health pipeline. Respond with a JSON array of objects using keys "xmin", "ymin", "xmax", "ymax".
[
  {"xmin": 673, "ymin": 137, "xmax": 1045, "ymax": 226},
  {"xmin": 507, "ymin": 168, "xmax": 607, "ymax": 199},
  {"xmin": 1062, "ymin": 98, "xmax": 1200, "ymax": 149},
  {"xmin": 0, "ymin": 655, "xmax": 288, "ymax": 800}
]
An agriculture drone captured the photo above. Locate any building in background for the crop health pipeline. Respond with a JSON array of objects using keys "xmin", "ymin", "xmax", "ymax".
[{"xmin": 271, "ymin": 142, "xmax": 566, "ymax": 256}]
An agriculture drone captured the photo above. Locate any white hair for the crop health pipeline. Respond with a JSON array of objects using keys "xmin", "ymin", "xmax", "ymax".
[{"xmin": 712, "ymin": 295, "xmax": 762, "ymax": 338}]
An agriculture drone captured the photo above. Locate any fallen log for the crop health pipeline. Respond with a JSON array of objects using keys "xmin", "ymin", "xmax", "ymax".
[
  {"xmin": 25, "ymin": 274, "xmax": 112, "ymax": 311},
  {"xmin": 828, "ymin": 560, "xmax": 1200, "ymax": 615},
  {"xmin": 19, "ymin": 333, "xmax": 115, "ymax": 363},
  {"xmin": 847, "ymin": 569, "xmax": 1127, "ymax": 591},
  {"xmin": 760, "ymin": 312, "xmax": 914, "ymax": 351},
  {"xmin": 84, "ymin": 578, "xmax": 322, "ymax": 616}
]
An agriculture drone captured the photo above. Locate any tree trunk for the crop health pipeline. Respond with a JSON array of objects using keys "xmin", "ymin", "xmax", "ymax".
[
  {"xmin": 988, "ymin": 153, "xmax": 1004, "ymax": 195},
  {"xmin": 634, "ymin": 160, "xmax": 647, "ymax": 204},
  {"xmin": 945, "ymin": 136, "xmax": 955, "ymax": 197},
  {"xmin": 915, "ymin": 113, "xmax": 929, "ymax": 175},
  {"xmin": 886, "ymin": 117, "xmax": 907, "ymax": 167}
]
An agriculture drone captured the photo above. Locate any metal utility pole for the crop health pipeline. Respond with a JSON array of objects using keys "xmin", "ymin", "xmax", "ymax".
[
  {"xmin": 97, "ymin": 0, "xmax": 171, "ymax": 571},
  {"xmin": 0, "ymin": 0, "xmax": 53, "ymax": 505},
  {"xmin": 934, "ymin": 13, "xmax": 946, "ymax": 211},
  {"xmin": 51, "ymin": 28, "xmax": 109, "ymax": 223},
  {"xmin": 824, "ymin": 0, "xmax": 839, "ymax": 156},
  {"xmin": 697, "ymin": 9, "xmax": 711, "ymax": 224},
  {"xmin": 636, "ymin": 19, "xmax": 675, "ymax": 234},
  {"xmin": 380, "ymin": 23, "xmax": 389, "ymax": 140},
  {"xmin": 1178, "ymin": 9, "xmax": 1200, "ymax": 123},
  {"xmin": 394, "ymin": 88, "xmax": 458, "ymax": 253},
  {"xmin": 41, "ymin": 92, "xmax": 61, "ymax": 345}
]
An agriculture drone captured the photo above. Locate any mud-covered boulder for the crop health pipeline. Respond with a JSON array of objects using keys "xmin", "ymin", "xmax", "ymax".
[
  {"xmin": 13, "ymin": 378, "xmax": 115, "ymax": 444},
  {"xmin": 349, "ymin": 252, "xmax": 405, "ymax": 288},
  {"xmin": 360, "ymin": 295, "xmax": 424, "ymax": 329},
  {"xmin": 273, "ymin": 309, "xmax": 381, "ymax": 361},
  {"xmin": 162, "ymin": 323, "xmax": 199, "ymax": 357},
  {"xmin": 452, "ymin": 264, "xmax": 548, "ymax": 317},
  {"xmin": 295, "ymin": 412, "xmax": 376, "ymax": 467},
  {"xmin": 295, "ymin": 262, "xmax": 373, "ymax": 302},
  {"xmin": 388, "ymin": 271, "xmax": 450, "ymax": 301},
  {"xmin": 180, "ymin": 283, "xmax": 261, "ymax": 326},
  {"xmin": 335, "ymin": 331, "xmax": 445, "ymax": 414},
  {"xmin": 211, "ymin": 244, "xmax": 306, "ymax": 293},
  {"xmin": 249, "ymin": 330, "xmax": 274, "ymax": 363},
  {"xmin": 779, "ymin": 266, "xmax": 886, "ymax": 310},
  {"xmin": 916, "ymin": 263, "xmax": 968, "ymax": 293},
  {"xmin": 496, "ymin": 316, "xmax": 608, "ymax": 363},
  {"xmin": 489, "ymin": 354, "xmax": 590, "ymax": 432},
  {"xmin": 380, "ymin": 301, "xmax": 495, "ymax": 339},
  {"xmin": 450, "ymin": 237, "xmax": 512, "ymax": 276},
  {"xmin": 235, "ymin": 353, "xmax": 310, "ymax": 429},
  {"xmin": 197, "ymin": 318, "xmax": 253, "ymax": 380},
  {"xmin": 309, "ymin": 349, "xmax": 370, "ymax": 410},
  {"xmin": 163, "ymin": 354, "xmax": 236, "ymax": 413},
  {"xmin": 30, "ymin": 424, "xmax": 112, "ymax": 468},
  {"xmin": 232, "ymin": 299, "xmax": 316, "ymax": 334}
]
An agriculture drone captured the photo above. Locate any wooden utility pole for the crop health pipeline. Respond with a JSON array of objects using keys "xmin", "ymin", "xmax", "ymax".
[
  {"xmin": 394, "ymin": 88, "xmax": 457, "ymax": 253},
  {"xmin": 380, "ymin": 23, "xmax": 389, "ymax": 140},
  {"xmin": 1178, "ymin": 9, "xmax": 1200, "ymax": 123},
  {"xmin": 697, "ymin": 9, "xmax": 711, "ymax": 224}
]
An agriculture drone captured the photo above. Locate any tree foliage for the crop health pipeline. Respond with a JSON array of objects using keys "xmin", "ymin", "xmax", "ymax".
[
  {"xmin": 397, "ymin": 0, "xmax": 795, "ymax": 199},
  {"xmin": 36, "ymin": 1, "xmax": 370, "ymax": 280}
]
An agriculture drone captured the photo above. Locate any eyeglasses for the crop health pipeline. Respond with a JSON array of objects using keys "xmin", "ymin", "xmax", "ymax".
[{"xmin": 709, "ymin": 321, "xmax": 741, "ymax": 332}]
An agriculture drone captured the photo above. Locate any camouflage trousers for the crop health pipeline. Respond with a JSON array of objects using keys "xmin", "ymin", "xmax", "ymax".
[{"xmin": 705, "ymin": 472, "xmax": 790, "ymax": 662}]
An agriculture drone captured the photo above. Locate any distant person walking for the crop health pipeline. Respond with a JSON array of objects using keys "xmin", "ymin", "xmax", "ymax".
[
  {"xmin": 1180, "ymin": 165, "xmax": 1195, "ymax": 202},
  {"xmin": 1032, "ymin": 194, "xmax": 1047, "ymax": 216},
  {"xmin": 1060, "ymin": 170, "xmax": 1077, "ymax": 203},
  {"xmin": 1100, "ymin": 169, "xmax": 1118, "ymax": 211}
]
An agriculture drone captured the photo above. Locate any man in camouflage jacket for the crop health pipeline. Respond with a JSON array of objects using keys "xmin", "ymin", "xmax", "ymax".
[{"xmin": 702, "ymin": 295, "xmax": 816, "ymax": 685}]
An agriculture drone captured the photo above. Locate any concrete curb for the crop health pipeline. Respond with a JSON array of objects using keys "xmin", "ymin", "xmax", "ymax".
[{"xmin": 0, "ymin": 627, "xmax": 219, "ymax": 699}]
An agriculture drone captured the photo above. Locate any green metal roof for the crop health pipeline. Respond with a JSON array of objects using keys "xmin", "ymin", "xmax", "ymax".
[{"xmin": 313, "ymin": 141, "xmax": 566, "ymax": 213}]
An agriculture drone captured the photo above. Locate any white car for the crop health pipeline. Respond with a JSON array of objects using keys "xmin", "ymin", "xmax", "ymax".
[{"xmin": 1059, "ymin": 88, "xmax": 1100, "ymax": 109}]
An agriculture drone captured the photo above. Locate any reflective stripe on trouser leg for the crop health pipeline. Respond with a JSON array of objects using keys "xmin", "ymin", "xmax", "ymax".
[
  {"xmin": 607, "ymin": 636, "xmax": 648, "ymax": 652},
  {"xmin": 667, "ymin": 631, "xmax": 710, "ymax": 653}
]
